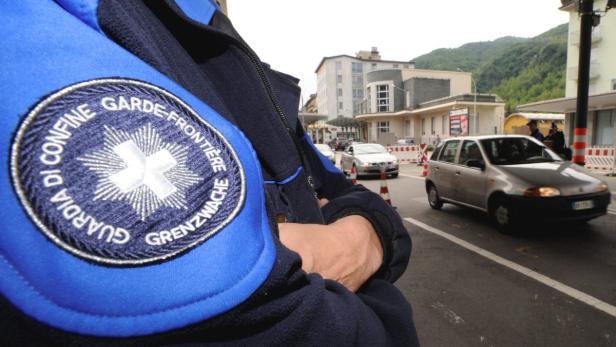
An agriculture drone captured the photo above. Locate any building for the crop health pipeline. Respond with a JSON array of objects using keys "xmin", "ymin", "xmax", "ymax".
[
  {"xmin": 518, "ymin": 0, "xmax": 616, "ymax": 147},
  {"xmin": 355, "ymin": 68, "xmax": 506, "ymax": 145},
  {"xmin": 315, "ymin": 47, "xmax": 415, "ymax": 119},
  {"xmin": 299, "ymin": 94, "xmax": 334, "ymax": 144}
]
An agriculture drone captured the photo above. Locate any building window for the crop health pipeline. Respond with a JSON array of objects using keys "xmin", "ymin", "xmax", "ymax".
[
  {"xmin": 377, "ymin": 121, "xmax": 390, "ymax": 133},
  {"xmin": 338, "ymin": 101, "xmax": 343, "ymax": 110},
  {"xmin": 335, "ymin": 61, "xmax": 342, "ymax": 70},
  {"xmin": 371, "ymin": 63, "xmax": 377, "ymax": 69},
  {"xmin": 403, "ymin": 64, "xmax": 409, "ymax": 69},
  {"xmin": 353, "ymin": 88, "xmax": 363, "ymax": 98},
  {"xmin": 376, "ymin": 84, "xmax": 389, "ymax": 112},
  {"xmin": 352, "ymin": 62, "xmax": 363, "ymax": 73},
  {"xmin": 612, "ymin": 79, "xmax": 616, "ymax": 90},
  {"xmin": 442, "ymin": 115, "xmax": 447, "ymax": 135},
  {"xmin": 431, "ymin": 117, "xmax": 435, "ymax": 134},
  {"xmin": 595, "ymin": 110, "xmax": 615, "ymax": 145},
  {"xmin": 336, "ymin": 74, "xmax": 342, "ymax": 83},
  {"xmin": 393, "ymin": 64, "xmax": 399, "ymax": 68},
  {"xmin": 337, "ymin": 88, "xmax": 343, "ymax": 97},
  {"xmin": 352, "ymin": 75, "xmax": 363, "ymax": 85},
  {"xmin": 421, "ymin": 118, "xmax": 426, "ymax": 135}
]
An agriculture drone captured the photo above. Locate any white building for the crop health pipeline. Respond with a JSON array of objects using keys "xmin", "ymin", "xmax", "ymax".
[
  {"xmin": 315, "ymin": 47, "xmax": 415, "ymax": 119},
  {"xmin": 355, "ymin": 68, "xmax": 505, "ymax": 145},
  {"xmin": 518, "ymin": 0, "xmax": 616, "ymax": 146}
]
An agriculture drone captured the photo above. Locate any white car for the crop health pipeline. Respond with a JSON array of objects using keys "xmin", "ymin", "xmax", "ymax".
[
  {"xmin": 340, "ymin": 143, "xmax": 399, "ymax": 178},
  {"xmin": 314, "ymin": 143, "xmax": 335, "ymax": 164}
]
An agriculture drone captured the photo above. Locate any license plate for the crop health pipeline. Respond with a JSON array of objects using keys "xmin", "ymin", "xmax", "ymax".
[{"xmin": 572, "ymin": 200, "xmax": 594, "ymax": 210}]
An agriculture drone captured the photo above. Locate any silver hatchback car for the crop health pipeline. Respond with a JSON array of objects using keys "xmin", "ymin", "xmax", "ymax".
[{"xmin": 426, "ymin": 135, "xmax": 612, "ymax": 232}]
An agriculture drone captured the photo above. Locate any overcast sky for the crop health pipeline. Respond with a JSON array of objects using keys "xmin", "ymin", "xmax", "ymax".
[{"xmin": 227, "ymin": 0, "xmax": 569, "ymax": 99}]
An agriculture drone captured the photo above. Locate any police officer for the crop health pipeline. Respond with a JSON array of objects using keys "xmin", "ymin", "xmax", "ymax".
[
  {"xmin": 527, "ymin": 119, "xmax": 545, "ymax": 142},
  {"xmin": 0, "ymin": 1, "xmax": 418, "ymax": 346}
]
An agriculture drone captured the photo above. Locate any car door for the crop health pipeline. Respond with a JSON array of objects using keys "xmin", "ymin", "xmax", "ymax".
[
  {"xmin": 453, "ymin": 140, "xmax": 487, "ymax": 208},
  {"xmin": 432, "ymin": 140, "xmax": 460, "ymax": 200}
]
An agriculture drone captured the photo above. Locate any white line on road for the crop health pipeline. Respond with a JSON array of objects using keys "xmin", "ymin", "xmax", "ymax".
[
  {"xmin": 399, "ymin": 173, "xmax": 425, "ymax": 180},
  {"xmin": 404, "ymin": 217, "xmax": 616, "ymax": 318}
]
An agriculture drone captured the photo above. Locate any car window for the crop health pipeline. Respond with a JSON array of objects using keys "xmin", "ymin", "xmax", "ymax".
[
  {"xmin": 480, "ymin": 137, "xmax": 561, "ymax": 165},
  {"xmin": 438, "ymin": 141, "xmax": 459, "ymax": 163},
  {"xmin": 458, "ymin": 140, "xmax": 484, "ymax": 166},
  {"xmin": 354, "ymin": 144, "xmax": 387, "ymax": 154},
  {"xmin": 431, "ymin": 142, "xmax": 444, "ymax": 160},
  {"xmin": 347, "ymin": 146, "xmax": 353, "ymax": 154}
]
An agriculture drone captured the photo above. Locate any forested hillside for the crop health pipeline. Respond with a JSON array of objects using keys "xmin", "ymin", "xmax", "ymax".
[{"xmin": 413, "ymin": 24, "xmax": 568, "ymax": 112}]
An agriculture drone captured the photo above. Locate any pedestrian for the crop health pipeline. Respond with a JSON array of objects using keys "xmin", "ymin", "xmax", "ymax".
[
  {"xmin": 0, "ymin": 1, "xmax": 418, "ymax": 347},
  {"xmin": 545, "ymin": 122, "xmax": 566, "ymax": 156},
  {"xmin": 527, "ymin": 119, "xmax": 545, "ymax": 142}
]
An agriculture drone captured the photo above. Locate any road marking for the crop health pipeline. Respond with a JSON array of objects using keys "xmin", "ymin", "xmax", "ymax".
[
  {"xmin": 399, "ymin": 173, "xmax": 425, "ymax": 180},
  {"xmin": 404, "ymin": 217, "xmax": 616, "ymax": 318}
]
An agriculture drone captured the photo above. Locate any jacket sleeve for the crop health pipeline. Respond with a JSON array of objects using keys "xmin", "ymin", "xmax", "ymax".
[
  {"xmin": 298, "ymin": 125, "xmax": 412, "ymax": 283},
  {"xmin": 0, "ymin": 240, "xmax": 419, "ymax": 347}
]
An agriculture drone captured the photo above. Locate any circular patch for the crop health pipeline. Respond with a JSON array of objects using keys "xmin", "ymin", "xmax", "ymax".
[{"xmin": 11, "ymin": 79, "xmax": 245, "ymax": 266}]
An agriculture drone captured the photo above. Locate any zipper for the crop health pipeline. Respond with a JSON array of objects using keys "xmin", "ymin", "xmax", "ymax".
[{"xmin": 230, "ymin": 39, "xmax": 319, "ymax": 199}]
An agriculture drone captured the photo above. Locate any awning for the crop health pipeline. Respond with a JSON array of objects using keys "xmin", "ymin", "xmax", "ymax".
[{"xmin": 517, "ymin": 91, "xmax": 616, "ymax": 113}]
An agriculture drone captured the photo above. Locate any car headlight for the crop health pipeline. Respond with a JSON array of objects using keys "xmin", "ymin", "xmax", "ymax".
[
  {"xmin": 595, "ymin": 182, "xmax": 608, "ymax": 192},
  {"xmin": 523, "ymin": 187, "xmax": 561, "ymax": 197}
]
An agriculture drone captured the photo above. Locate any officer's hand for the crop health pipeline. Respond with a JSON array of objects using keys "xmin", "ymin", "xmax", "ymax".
[{"xmin": 278, "ymin": 215, "xmax": 383, "ymax": 292}]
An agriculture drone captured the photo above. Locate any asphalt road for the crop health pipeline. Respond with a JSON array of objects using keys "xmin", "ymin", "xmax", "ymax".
[{"xmin": 358, "ymin": 172, "xmax": 616, "ymax": 347}]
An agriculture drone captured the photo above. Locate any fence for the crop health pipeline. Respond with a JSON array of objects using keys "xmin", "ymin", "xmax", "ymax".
[
  {"xmin": 585, "ymin": 147, "xmax": 616, "ymax": 175},
  {"xmin": 387, "ymin": 145, "xmax": 424, "ymax": 164}
]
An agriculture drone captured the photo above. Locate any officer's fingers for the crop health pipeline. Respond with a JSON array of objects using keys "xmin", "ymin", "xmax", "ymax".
[{"xmin": 318, "ymin": 198, "xmax": 330, "ymax": 207}]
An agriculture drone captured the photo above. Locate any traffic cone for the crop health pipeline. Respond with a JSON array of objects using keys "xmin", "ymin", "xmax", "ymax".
[
  {"xmin": 350, "ymin": 164, "xmax": 357, "ymax": 185},
  {"xmin": 379, "ymin": 170, "xmax": 392, "ymax": 205}
]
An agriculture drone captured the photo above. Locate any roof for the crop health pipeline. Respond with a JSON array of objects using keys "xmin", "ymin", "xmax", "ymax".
[
  {"xmin": 314, "ymin": 55, "xmax": 415, "ymax": 73},
  {"xmin": 442, "ymin": 134, "xmax": 534, "ymax": 141},
  {"xmin": 516, "ymin": 91, "xmax": 616, "ymax": 113},
  {"xmin": 507, "ymin": 112, "xmax": 565, "ymax": 121}
]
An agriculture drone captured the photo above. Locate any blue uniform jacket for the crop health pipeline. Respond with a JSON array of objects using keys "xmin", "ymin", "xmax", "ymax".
[{"xmin": 0, "ymin": 1, "xmax": 418, "ymax": 346}]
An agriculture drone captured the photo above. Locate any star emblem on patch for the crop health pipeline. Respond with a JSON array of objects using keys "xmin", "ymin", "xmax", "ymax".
[{"xmin": 78, "ymin": 124, "xmax": 203, "ymax": 220}]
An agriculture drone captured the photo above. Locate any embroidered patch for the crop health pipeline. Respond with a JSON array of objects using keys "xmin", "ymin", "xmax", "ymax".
[{"xmin": 11, "ymin": 79, "xmax": 245, "ymax": 266}]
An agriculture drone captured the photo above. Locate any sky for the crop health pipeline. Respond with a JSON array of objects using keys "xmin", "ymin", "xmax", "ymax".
[{"xmin": 227, "ymin": 0, "xmax": 570, "ymax": 100}]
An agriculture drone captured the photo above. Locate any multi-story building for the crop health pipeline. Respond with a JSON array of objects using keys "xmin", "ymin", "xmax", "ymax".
[
  {"xmin": 315, "ymin": 47, "xmax": 415, "ymax": 120},
  {"xmin": 519, "ymin": 0, "xmax": 616, "ymax": 146}
]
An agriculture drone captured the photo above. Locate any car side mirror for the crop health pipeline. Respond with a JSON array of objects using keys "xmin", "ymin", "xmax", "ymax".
[{"xmin": 467, "ymin": 159, "xmax": 485, "ymax": 170}]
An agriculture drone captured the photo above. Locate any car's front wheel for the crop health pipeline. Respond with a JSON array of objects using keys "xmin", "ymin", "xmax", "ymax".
[
  {"xmin": 427, "ymin": 183, "xmax": 443, "ymax": 210},
  {"xmin": 490, "ymin": 196, "xmax": 516, "ymax": 233}
]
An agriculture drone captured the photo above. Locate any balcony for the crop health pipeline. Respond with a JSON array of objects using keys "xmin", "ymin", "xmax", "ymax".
[
  {"xmin": 570, "ymin": 27, "xmax": 602, "ymax": 46},
  {"xmin": 568, "ymin": 62, "xmax": 601, "ymax": 80}
]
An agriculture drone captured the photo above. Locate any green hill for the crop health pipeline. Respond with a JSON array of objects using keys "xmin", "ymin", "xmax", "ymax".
[{"xmin": 413, "ymin": 23, "xmax": 568, "ymax": 112}]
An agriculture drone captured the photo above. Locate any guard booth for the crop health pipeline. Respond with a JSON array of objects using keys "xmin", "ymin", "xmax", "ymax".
[{"xmin": 504, "ymin": 112, "xmax": 565, "ymax": 136}]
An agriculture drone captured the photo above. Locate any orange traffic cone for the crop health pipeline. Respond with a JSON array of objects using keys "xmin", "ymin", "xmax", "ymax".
[
  {"xmin": 379, "ymin": 170, "xmax": 392, "ymax": 205},
  {"xmin": 350, "ymin": 164, "xmax": 357, "ymax": 185},
  {"xmin": 421, "ymin": 147, "xmax": 429, "ymax": 177}
]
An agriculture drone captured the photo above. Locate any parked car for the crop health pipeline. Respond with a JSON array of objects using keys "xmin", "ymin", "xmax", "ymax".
[
  {"xmin": 396, "ymin": 138, "xmax": 415, "ymax": 145},
  {"xmin": 426, "ymin": 135, "xmax": 611, "ymax": 232},
  {"xmin": 340, "ymin": 143, "xmax": 399, "ymax": 178},
  {"xmin": 314, "ymin": 143, "xmax": 336, "ymax": 164},
  {"xmin": 332, "ymin": 138, "xmax": 350, "ymax": 151}
]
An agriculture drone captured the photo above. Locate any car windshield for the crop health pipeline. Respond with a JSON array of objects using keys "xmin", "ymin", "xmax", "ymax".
[
  {"xmin": 480, "ymin": 137, "xmax": 561, "ymax": 165},
  {"xmin": 354, "ymin": 144, "xmax": 387, "ymax": 154}
]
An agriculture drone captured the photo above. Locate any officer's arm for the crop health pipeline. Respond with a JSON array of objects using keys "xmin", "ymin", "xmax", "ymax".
[
  {"xmin": 298, "ymin": 126, "xmax": 411, "ymax": 283},
  {"xmin": 279, "ymin": 214, "xmax": 383, "ymax": 292}
]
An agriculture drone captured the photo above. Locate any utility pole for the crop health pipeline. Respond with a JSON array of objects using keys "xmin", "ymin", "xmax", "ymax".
[{"xmin": 573, "ymin": 0, "xmax": 594, "ymax": 166}]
